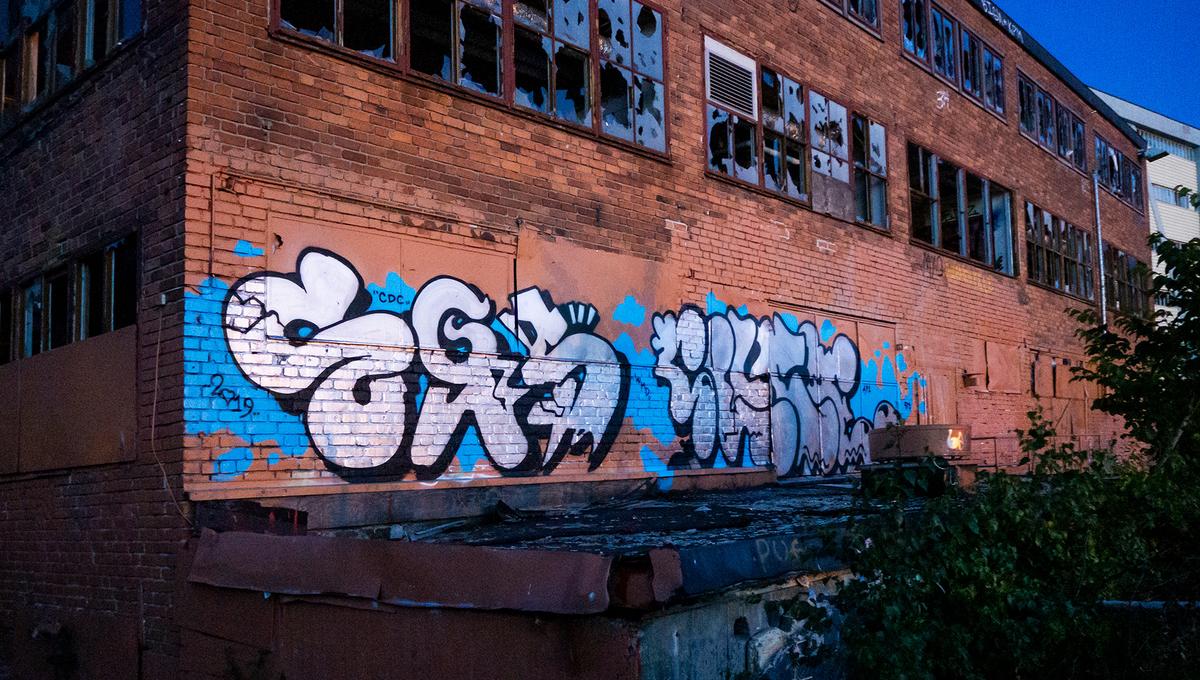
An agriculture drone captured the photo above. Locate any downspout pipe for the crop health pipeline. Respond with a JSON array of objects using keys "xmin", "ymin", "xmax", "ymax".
[{"xmin": 1093, "ymin": 172, "xmax": 1108, "ymax": 326}]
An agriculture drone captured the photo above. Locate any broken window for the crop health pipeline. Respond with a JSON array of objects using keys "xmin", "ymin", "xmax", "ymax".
[
  {"xmin": 110, "ymin": 236, "xmax": 138, "ymax": 330},
  {"xmin": 1070, "ymin": 116, "xmax": 1086, "ymax": 172},
  {"xmin": 118, "ymin": 0, "xmax": 139, "ymax": 40},
  {"xmin": 26, "ymin": 22, "xmax": 48, "ymax": 101},
  {"xmin": 929, "ymin": 5, "xmax": 956, "ymax": 82},
  {"xmin": 934, "ymin": 156, "xmax": 960, "ymax": 254},
  {"xmin": 85, "ymin": 0, "xmax": 112, "ymax": 64},
  {"xmin": 852, "ymin": 113, "xmax": 887, "ymax": 228},
  {"xmin": 1104, "ymin": 243, "xmax": 1150, "ymax": 316},
  {"xmin": 989, "ymin": 184, "xmax": 1014, "ymax": 276},
  {"xmin": 514, "ymin": 0, "xmax": 591, "ymax": 126},
  {"xmin": 1018, "ymin": 74, "xmax": 1036, "ymax": 137},
  {"xmin": 704, "ymin": 37, "xmax": 757, "ymax": 183},
  {"xmin": 1096, "ymin": 135, "xmax": 1142, "ymax": 209},
  {"xmin": 1027, "ymin": 202, "xmax": 1094, "ymax": 300},
  {"xmin": 406, "ymin": 0, "xmax": 666, "ymax": 152},
  {"xmin": 960, "ymin": 29, "xmax": 981, "ymax": 100},
  {"xmin": 908, "ymin": 143, "xmax": 936, "ymax": 244},
  {"xmin": 280, "ymin": 0, "xmax": 335, "ymax": 43},
  {"xmin": 73, "ymin": 236, "xmax": 137, "ymax": 339},
  {"xmin": 761, "ymin": 67, "xmax": 807, "ymax": 200},
  {"xmin": 982, "ymin": 47, "xmax": 1004, "ymax": 115},
  {"xmin": 1035, "ymin": 87, "xmax": 1054, "ymax": 150},
  {"xmin": 847, "ymin": 0, "xmax": 879, "ymax": 30},
  {"xmin": 78, "ymin": 249, "xmax": 106, "ymax": 339},
  {"xmin": 599, "ymin": 0, "xmax": 662, "ymax": 148},
  {"xmin": 901, "ymin": 0, "xmax": 928, "ymax": 61},
  {"xmin": 964, "ymin": 172, "xmax": 986, "ymax": 263},
  {"xmin": 280, "ymin": 0, "xmax": 395, "ymax": 60},
  {"xmin": 810, "ymin": 90, "xmax": 852, "ymax": 219}
]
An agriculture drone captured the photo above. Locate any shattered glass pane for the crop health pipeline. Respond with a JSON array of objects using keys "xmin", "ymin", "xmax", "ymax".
[
  {"xmin": 633, "ymin": 74, "xmax": 664, "ymax": 151},
  {"xmin": 707, "ymin": 105, "xmax": 731, "ymax": 175},
  {"xmin": 463, "ymin": 0, "xmax": 501, "ymax": 11},
  {"xmin": 597, "ymin": 0, "xmax": 630, "ymax": 65},
  {"xmin": 783, "ymin": 77, "xmax": 804, "ymax": 141},
  {"xmin": 761, "ymin": 68, "xmax": 783, "ymax": 134},
  {"xmin": 514, "ymin": 0, "xmax": 549, "ymax": 32},
  {"xmin": 869, "ymin": 121, "xmax": 886, "ymax": 174},
  {"xmin": 764, "ymin": 131, "xmax": 785, "ymax": 193},
  {"xmin": 938, "ymin": 157, "xmax": 962, "ymax": 253},
  {"xmin": 554, "ymin": 0, "xmax": 589, "ymax": 48},
  {"xmin": 851, "ymin": 114, "xmax": 867, "ymax": 167},
  {"xmin": 554, "ymin": 43, "xmax": 590, "ymax": 126},
  {"xmin": 868, "ymin": 177, "xmax": 887, "ymax": 226},
  {"xmin": 345, "ymin": 0, "xmax": 393, "ymax": 59},
  {"xmin": 849, "ymin": 0, "xmax": 878, "ymax": 27},
  {"xmin": 733, "ymin": 114, "xmax": 757, "ymax": 183},
  {"xmin": 54, "ymin": 3, "xmax": 77, "ymax": 83},
  {"xmin": 459, "ymin": 3, "xmax": 502, "ymax": 96},
  {"xmin": 785, "ymin": 140, "xmax": 805, "ymax": 200},
  {"xmin": 411, "ymin": 0, "xmax": 454, "ymax": 80},
  {"xmin": 901, "ymin": 0, "xmax": 927, "ymax": 60},
  {"xmin": 631, "ymin": 2, "xmax": 662, "ymax": 80},
  {"xmin": 990, "ymin": 186, "xmax": 1013, "ymax": 274},
  {"xmin": 811, "ymin": 94, "xmax": 847, "ymax": 161},
  {"xmin": 280, "ymin": 0, "xmax": 334, "ymax": 42},
  {"xmin": 965, "ymin": 173, "xmax": 987, "ymax": 263},
  {"xmin": 515, "ymin": 27, "xmax": 551, "ymax": 113},
  {"xmin": 600, "ymin": 61, "xmax": 633, "ymax": 141}
]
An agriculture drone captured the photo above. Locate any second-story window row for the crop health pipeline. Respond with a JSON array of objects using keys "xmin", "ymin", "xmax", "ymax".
[
  {"xmin": 0, "ymin": 0, "xmax": 141, "ymax": 125},
  {"xmin": 1019, "ymin": 72, "xmax": 1087, "ymax": 172},
  {"xmin": 902, "ymin": 0, "xmax": 1004, "ymax": 117},
  {"xmin": 1104, "ymin": 243, "xmax": 1151, "ymax": 317},
  {"xmin": 279, "ymin": 0, "xmax": 666, "ymax": 152},
  {"xmin": 908, "ymin": 142, "xmax": 1015, "ymax": 274}
]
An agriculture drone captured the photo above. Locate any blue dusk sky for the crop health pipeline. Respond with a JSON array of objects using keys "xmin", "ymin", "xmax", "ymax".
[{"xmin": 997, "ymin": 0, "xmax": 1200, "ymax": 128}]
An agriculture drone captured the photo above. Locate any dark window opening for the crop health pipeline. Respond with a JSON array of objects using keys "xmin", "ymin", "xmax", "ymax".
[
  {"xmin": 989, "ymin": 184, "xmax": 1014, "ymax": 275},
  {"xmin": 0, "ymin": 47, "xmax": 18, "ymax": 124},
  {"xmin": 982, "ymin": 47, "xmax": 1004, "ymax": 114},
  {"xmin": 53, "ymin": 2, "xmax": 78, "ymax": 88},
  {"xmin": 930, "ymin": 5, "xmax": 956, "ymax": 82},
  {"xmin": 46, "ymin": 268, "xmax": 72, "ymax": 350},
  {"xmin": 457, "ymin": 3, "xmax": 502, "ymax": 96},
  {"xmin": 937, "ymin": 156, "xmax": 961, "ymax": 254},
  {"xmin": 87, "ymin": 0, "xmax": 113, "ymax": 64},
  {"xmin": 110, "ymin": 237, "xmax": 138, "ymax": 330},
  {"xmin": 1104, "ymin": 243, "xmax": 1150, "ymax": 316},
  {"xmin": 961, "ymin": 30, "xmax": 981, "ymax": 100},
  {"xmin": 852, "ymin": 113, "xmax": 887, "ymax": 228},
  {"xmin": 1035, "ymin": 87, "xmax": 1055, "ymax": 149},
  {"xmin": 118, "ymin": 0, "xmax": 139, "ymax": 40},
  {"xmin": 965, "ymin": 172, "xmax": 987, "ymax": 262},
  {"xmin": 1018, "ymin": 74, "xmax": 1036, "ymax": 136},
  {"xmin": 78, "ymin": 249, "xmax": 106, "ymax": 339},
  {"xmin": 901, "ymin": 0, "xmax": 928, "ymax": 61},
  {"xmin": 908, "ymin": 143, "xmax": 936, "ymax": 244},
  {"xmin": 847, "ymin": 0, "xmax": 879, "ymax": 29},
  {"xmin": 345, "ymin": 0, "xmax": 393, "ymax": 58},
  {"xmin": 1026, "ymin": 202, "xmax": 1094, "ymax": 300},
  {"xmin": 280, "ymin": 0, "xmax": 335, "ymax": 41},
  {"xmin": 512, "ymin": 0, "xmax": 591, "ymax": 126}
]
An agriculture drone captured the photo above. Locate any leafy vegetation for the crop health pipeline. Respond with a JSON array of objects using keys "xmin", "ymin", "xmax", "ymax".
[{"xmin": 835, "ymin": 235, "xmax": 1200, "ymax": 679}]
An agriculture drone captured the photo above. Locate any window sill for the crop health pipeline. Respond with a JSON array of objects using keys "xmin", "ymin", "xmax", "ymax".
[
  {"xmin": 0, "ymin": 31, "xmax": 144, "ymax": 144},
  {"xmin": 1027, "ymin": 279, "xmax": 1097, "ymax": 306},
  {"xmin": 270, "ymin": 26, "xmax": 674, "ymax": 167},
  {"xmin": 908, "ymin": 237, "xmax": 1017, "ymax": 280}
]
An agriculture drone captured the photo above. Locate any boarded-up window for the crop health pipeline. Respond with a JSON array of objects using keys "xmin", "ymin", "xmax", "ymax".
[{"xmin": 985, "ymin": 341, "xmax": 1022, "ymax": 394}]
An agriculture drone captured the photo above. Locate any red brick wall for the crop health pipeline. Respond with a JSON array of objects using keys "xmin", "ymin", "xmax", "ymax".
[{"xmin": 0, "ymin": 0, "xmax": 191, "ymax": 675}]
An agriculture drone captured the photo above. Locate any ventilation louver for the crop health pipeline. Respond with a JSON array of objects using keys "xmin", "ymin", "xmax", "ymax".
[{"xmin": 705, "ymin": 37, "xmax": 757, "ymax": 119}]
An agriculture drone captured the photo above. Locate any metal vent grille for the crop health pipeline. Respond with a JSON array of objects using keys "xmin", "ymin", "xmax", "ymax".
[{"xmin": 705, "ymin": 39, "xmax": 756, "ymax": 119}]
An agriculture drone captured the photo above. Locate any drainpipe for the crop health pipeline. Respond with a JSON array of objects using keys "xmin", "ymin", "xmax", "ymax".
[{"xmin": 1093, "ymin": 172, "xmax": 1108, "ymax": 325}]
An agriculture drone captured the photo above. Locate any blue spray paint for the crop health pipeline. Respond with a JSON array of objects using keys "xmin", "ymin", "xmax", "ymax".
[
  {"xmin": 232, "ymin": 240, "xmax": 265, "ymax": 258},
  {"xmin": 612, "ymin": 295, "xmax": 647, "ymax": 326}
]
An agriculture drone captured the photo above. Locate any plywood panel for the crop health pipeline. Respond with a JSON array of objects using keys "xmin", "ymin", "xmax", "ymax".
[
  {"xmin": 0, "ymin": 362, "xmax": 18, "ymax": 474},
  {"xmin": 19, "ymin": 326, "xmax": 137, "ymax": 472},
  {"xmin": 1032, "ymin": 354, "xmax": 1053, "ymax": 399},
  {"xmin": 924, "ymin": 370, "xmax": 958, "ymax": 425},
  {"xmin": 985, "ymin": 342, "xmax": 1023, "ymax": 394}
]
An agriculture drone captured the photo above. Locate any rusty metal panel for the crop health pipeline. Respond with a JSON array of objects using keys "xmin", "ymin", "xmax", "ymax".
[
  {"xmin": 0, "ymin": 362, "xmax": 18, "ymax": 474},
  {"xmin": 187, "ymin": 530, "xmax": 613, "ymax": 614},
  {"xmin": 18, "ymin": 326, "xmax": 137, "ymax": 472},
  {"xmin": 676, "ymin": 534, "xmax": 837, "ymax": 596},
  {"xmin": 985, "ymin": 342, "xmax": 1023, "ymax": 394}
]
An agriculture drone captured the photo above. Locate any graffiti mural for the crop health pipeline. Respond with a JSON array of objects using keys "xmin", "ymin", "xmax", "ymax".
[{"xmin": 186, "ymin": 245, "xmax": 922, "ymax": 483}]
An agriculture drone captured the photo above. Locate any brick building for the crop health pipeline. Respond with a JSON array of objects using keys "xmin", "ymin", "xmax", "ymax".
[{"xmin": 0, "ymin": 0, "xmax": 1151, "ymax": 676}]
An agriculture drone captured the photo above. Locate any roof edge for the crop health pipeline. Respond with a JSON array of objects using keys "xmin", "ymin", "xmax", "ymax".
[{"xmin": 965, "ymin": 0, "xmax": 1146, "ymax": 152}]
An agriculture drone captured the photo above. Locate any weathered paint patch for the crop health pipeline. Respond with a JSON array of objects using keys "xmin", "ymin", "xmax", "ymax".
[{"xmin": 233, "ymin": 240, "xmax": 265, "ymax": 258}]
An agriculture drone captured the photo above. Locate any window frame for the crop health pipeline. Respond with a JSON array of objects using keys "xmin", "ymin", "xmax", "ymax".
[
  {"xmin": 906, "ymin": 140, "xmax": 1017, "ymax": 276},
  {"xmin": 821, "ymin": 0, "xmax": 883, "ymax": 37},
  {"xmin": 1103, "ymin": 242, "xmax": 1151, "ymax": 316},
  {"xmin": 270, "ymin": 0, "xmax": 672, "ymax": 157},
  {"xmin": 851, "ymin": 111, "xmax": 889, "ymax": 230},
  {"xmin": 1054, "ymin": 102, "xmax": 1087, "ymax": 174},
  {"xmin": 1024, "ymin": 201, "xmax": 1096, "ymax": 302},
  {"xmin": 928, "ymin": 3, "xmax": 958, "ymax": 86},
  {"xmin": 899, "ymin": 0, "xmax": 929, "ymax": 65},
  {"xmin": 1094, "ymin": 133, "xmax": 1145, "ymax": 212}
]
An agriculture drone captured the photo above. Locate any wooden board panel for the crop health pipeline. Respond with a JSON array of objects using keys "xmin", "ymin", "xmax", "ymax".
[
  {"xmin": 985, "ymin": 342, "xmax": 1024, "ymax": 394},
  {"xmin": 19, "ymin": 326, "xmax": 137, "ymax": 472},
  {"xmin": 0, "ymin": 362, "xmax": 18, "ymax": 474}
]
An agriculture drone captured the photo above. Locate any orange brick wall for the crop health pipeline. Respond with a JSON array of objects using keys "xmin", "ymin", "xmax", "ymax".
[{"xmin": 179, "ymin": 0, "xmax": 1150, "ymax": 499}]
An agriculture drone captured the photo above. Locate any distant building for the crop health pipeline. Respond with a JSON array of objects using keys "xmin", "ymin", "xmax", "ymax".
[{"xmin": 1094, "ymin": 90, "xmax": 1200, "ymax": 311}]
